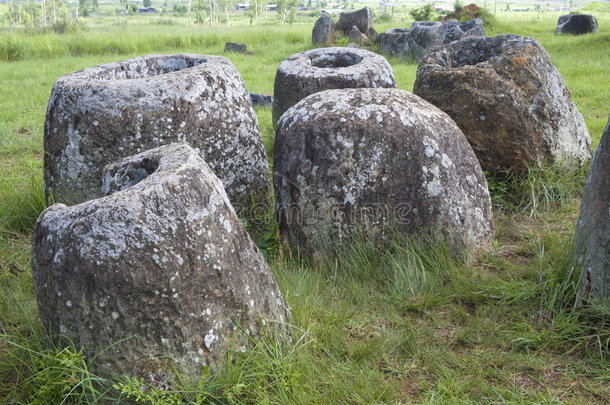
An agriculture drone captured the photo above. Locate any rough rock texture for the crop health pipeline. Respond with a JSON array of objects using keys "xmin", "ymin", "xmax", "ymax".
[
  {"xmin": 348, "ymin": 25, "xmax": 369, "ymax": 44},
  {"xmin": 335, "ymin": 7, "xmax": 373, "ymax": 35},
  {"xmin": 44, "ymin": 54, "xmax": 270, "ymax": 214},
  {"xmin": 408, "ymin": 21, "xmax": 443, "ymax": 62},
  {"xmin": 379, "ymin": 28, "xmax": 410, "ymax": 56},
  {"xmin": 366, "ymin": 27, "xmax": 379, "ymax": 43},
  {"xmin": 224, "ymin": 42, "xmax": 247, "ymax": 53},
  {"xmin": 555, "ymin": 14, "xmax": 598, "ymax": 35},
  {"xmin": 312, "ymin": 13, "xmax": 335, "ymax": 45},
  {"xmin": 32, "ymin": 143, "xmax": 290, "ymax": 382},
  {"xmin": 413, "ymin": 35, "xmax": 592, "ymax": 172},
  {"xmin": 249, "ymin": 92, "xmax": 273, "ymax": 107},
  {"xmin": 274, "ymin": 88, "xmax": 494, "ymax": 256},
  {"xmin": 441, "ymin": 18, "xmax": 486, "ymax": 43},
  {"xmin": 379, "ymin": 19, "xmax": 485, "ymax": 62},
  {"xmin": 272, "ymin": 47, "xmax": 396, "ymax": 127},
  {"xmin": 575, "ymin": 116, "xmax": 610, "ymax": 304}
]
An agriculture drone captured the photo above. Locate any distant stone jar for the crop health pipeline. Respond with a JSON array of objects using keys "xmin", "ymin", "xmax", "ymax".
[
  {"xmin": 44, "ymin": 54, "xmax": 270, "ymax": 214},
  {"xmin": 274, "ymin": 88, "xmax": 494, "ymax": 257},
  {"xmin": 414, "ymin": 35, "xmax": 591, "ymax": 172},
  {"xmin": 335, "ymin": 7, "xmax": 374, "ymax": 36},
  {"xmin": 272, "ymin": 47, "xmax": 396, "ymax": 127},
  {"xmin": 312, "ymin": 13, "xmax": 335, "ymax": 45},
  {"xmin": 224, "ymin": 42, "xmax": 248, "ymax": 53},
  {"xmin": 555, "ymin": 14, "xmax": 598, "ymax": 35},
  {"xmin": 32, "ymin": 143, "xmax": 290, "ymax": 383}
]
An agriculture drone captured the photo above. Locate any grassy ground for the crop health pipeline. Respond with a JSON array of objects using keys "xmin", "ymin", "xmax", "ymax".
[{"xmin": 1, "ymin": 10, "xmax": 609, "ymax": 404}]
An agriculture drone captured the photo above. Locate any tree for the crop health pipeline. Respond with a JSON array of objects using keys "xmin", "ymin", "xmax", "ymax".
[
  {"xmin": 288, "ymin": 0, "xmax": 297, "ymax": 24},
  {"xmin": 79, "ymin": 0, "xmax": 90, "ymax": 17},
  {"xmin": 277, "ymin": 0, "xmax": 287, "ymax": 24},
  {"xmin": 143, "ymin": 0, "xmax": 152, "ymax": 7}
]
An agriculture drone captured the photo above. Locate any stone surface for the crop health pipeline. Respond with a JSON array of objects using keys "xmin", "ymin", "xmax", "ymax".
[
  {"xmin": 414, "ymin": 35, "xmax": 591, "ymax": 172},
  {"xmin": 575, "ymin": 116, "xmax": 610, "ymax": 304},
  {"xmin": 312, "ymin": 13, "xmax": 335, "ymax": 45},
  {"xmin": 348, "ymin": 25, "xmax": 369, "ymax": 44},
  {"xmin": 441, "ymin": 18, "xmax": 486, "ymax": 43},
  {"xmin": 44, "ymin": 54, "xmax": 270, "ymax": 214},
  {"xmin": 366, "ymin": 26, "xmax": 379, "ymax": 43},
  {"xmin": 555, "ymin": 14, "xmax": 598, "ymax": 35},
  {"xmin": 379, "ymin": 28, "xmax": 410, "ymax": 56},
  {"xmin": 335, "ymin": 7, "xmax": 373, "ymax": 35},
  {"xmin": 272, "ymin": 47, "xmax": 396, "ymax": 127},
  {"xmin": 32, "ymin": 143, "xmax": 290, "ymax": 382},
  {"xmin": 224, "ymin": 42, "xmax": 247, "ymax": 53},
  {"xmin": 379, "ymin": 19, "xmax": 485, "ymax": 62},
  {"xmin": 408, "ymin": 21, "xmax": 442, "ymax": 62},
  {"xmin": 274, "ymin": 88, "xmax": 494, "ymax": 256},
  {"xmin": 249, "ymin": 92, "xmax": 273, "ymax": 107}
]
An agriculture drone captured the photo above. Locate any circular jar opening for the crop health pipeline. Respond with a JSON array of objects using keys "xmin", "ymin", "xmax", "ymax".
[
  {"xmin": 91, "ymin": 56, "xmax": 208, "ymax": 81},
  {"xmin": 446, "ymin": 38, "xmax": 505, "ymax": 68},
  {"xmin": 309, "ymin": 52, "xmax": 364, "ymax": 68}
]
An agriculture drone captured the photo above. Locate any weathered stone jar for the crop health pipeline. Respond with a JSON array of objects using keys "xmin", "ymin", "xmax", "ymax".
[
  {"xmin": 272, "ymin": 47, "xmax": 397, "ymax": 127},
  {"xmin": 32, "ymin": 143, "xmax": 290, "ymax": 383},
  {"xmin": 555, "ymin": 14, "xmax": 598, "ymax": 35},
  {"xmin": 44, "ymin": 54, "xmax": 270, "ymax": 214},
  {"xmin": 574, "ymin": 116, "xmax": 610, "ymax": 304},
  {"xmin": 274, "ymin": 88, "xmax": 494, "ymax": 257},
  {"xmin": 414, "ymin": 35, "xmax": 592, "ymax": 172}
]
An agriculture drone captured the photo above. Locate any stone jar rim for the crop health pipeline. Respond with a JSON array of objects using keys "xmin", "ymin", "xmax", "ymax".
[
  {"xmin": 55, "ymin": 54, "xmax": 231, "ymax": 85},
  {"xmin": 279, "ymin": 47, "xmax": 389, "ymax": 78}
]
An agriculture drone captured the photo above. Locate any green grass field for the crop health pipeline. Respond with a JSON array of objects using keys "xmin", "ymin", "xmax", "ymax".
[{"xmin": 1, "ymin": 7, "xmax": 609, "ymax": 404}]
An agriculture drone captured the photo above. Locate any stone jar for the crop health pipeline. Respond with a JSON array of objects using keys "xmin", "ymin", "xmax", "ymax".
[
  {"xmin": 32, "ymin": 143, "xmax": 290, "ymax": 383},
  {"xmin": 44, "ymin": 54, "xmax": 270, "ymax": 215}
]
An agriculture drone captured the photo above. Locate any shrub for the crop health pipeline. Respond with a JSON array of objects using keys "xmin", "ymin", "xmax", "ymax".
[{"xmin": 409, "ymin": 3, "xmax": 436, "ymax": 21}]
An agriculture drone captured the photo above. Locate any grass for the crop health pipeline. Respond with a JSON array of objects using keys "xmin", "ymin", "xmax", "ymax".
[{"xmin": 1, "ymin": 9, "xmax": 610, "ymax": 404}]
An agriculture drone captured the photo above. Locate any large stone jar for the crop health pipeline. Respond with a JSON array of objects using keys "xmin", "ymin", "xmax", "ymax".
[
  {"xmin": 575, "ymin": 116, "xmax": 610, "ymax": 304},
  {"xmin": 414, "ymin": 35, "xmax": 591, "ymax": 172},
  {"xmin": 32, "ymin": 143, "xmax": 290, "ymax": 382},
  {"xmin": 274, "ymin": 88, "xmax": 494, "ymax": 257},
  {"xmin": 44, "ymin": 54, "xmax": 270, "ymax": 214}
]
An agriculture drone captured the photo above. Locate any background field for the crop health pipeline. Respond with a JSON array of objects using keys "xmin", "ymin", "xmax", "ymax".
[{"xmin": 0, "ymin": 3, "xmax": 609, "ymax": 403}]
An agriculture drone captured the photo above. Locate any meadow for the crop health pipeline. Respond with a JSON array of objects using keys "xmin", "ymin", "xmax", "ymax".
[{"xmin": 0, "ymin": 6, "xmax": 609, "ymax": 403}]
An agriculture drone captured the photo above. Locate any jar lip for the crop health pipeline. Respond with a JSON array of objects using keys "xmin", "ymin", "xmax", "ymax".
[{"xmin": 57, "ymin": 54, "xmax": 228, "ymax": 84}]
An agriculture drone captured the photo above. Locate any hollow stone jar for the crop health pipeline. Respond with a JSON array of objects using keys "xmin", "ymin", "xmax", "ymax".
[
  {"xmin": 44, "ymin": 54, "xmax": 270, "ymax": 214},
  {"xmin": 32, "ymin": 143, "xmax": 290, "ymax": 383}
]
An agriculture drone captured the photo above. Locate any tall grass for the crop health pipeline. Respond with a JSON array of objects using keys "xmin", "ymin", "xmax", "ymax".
[
  {"xmin": 0, "ymin": 23, "xmax": 314, "ymax": 63},
  {"xmin": 486, "ymin": 161, "xmax": 590, "ymax": 217}
]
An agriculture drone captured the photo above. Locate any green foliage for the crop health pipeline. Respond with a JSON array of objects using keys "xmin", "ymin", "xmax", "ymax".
[
  {"xmin": 0, "ymin": 34, "xmax": 23, "ymax": 61},
  {"xmin": 0, "ymin": 287, "xmax": 113, "ymax": 403},
  {"xmin": 409, "ymin": 3, "xmax": 436, "ymax": 22},
  {"xmin": 0, "ymin": 173, "xmax": 48, "ymax": 235},
  {"xmin": 486, "ymin": 161, "xmax": 589, "ymax": 217},
  {"xmin": 374, "ymin": 12, "xmax": 392, "ymax": 24},
  {"xmin": 582, "ymin": 2, "xmax": 610, "ymax": 13},
  {"xmin": 476, "ymin": 6, "xmax": 499, "ymax": 30},
  {"xmin": 143, "ymin": 0, "xmax": 152, "ymax": 7},
  {"xmin": 172, "ymin": 2, "xmax": 188, "ymax": 15}
]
